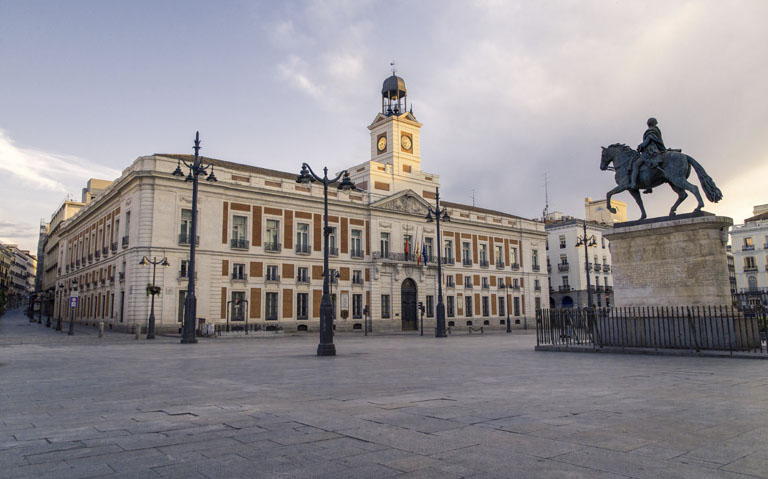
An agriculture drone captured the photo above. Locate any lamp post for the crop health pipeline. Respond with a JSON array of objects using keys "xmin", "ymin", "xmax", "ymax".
[
  {"xmin": 55, "ymin": 287, "xmax": 63, "ymax": 331},
  {"xmin": 500, "ymin": 281, "xmax": 512, "ymax": 333},
  {"xmin": 45, "ymin": 290, "xmax": 52, "ymax": 327},
  {"xmin": 296, "ymin": 163, "xmax": 355, "ymax": 356},
  {"xmin": 575, "ymin": 219, "xmax": 597, "ymax": 308},
  {"xmin": 139, "ymin": 256, "xmax": 169, "ymax": 339},
  {"xmin": 68, "ymin": 279, "xmax": 78, "ymax": 336},
  {"xmin": 425, "ymin": 187, "xmax": 450, "ymax": 338},
  {"xmin": 172, "ymin": 131, "xmax": 217, "ymax": 344}
]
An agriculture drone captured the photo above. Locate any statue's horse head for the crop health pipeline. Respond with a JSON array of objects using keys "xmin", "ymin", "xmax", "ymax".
[
  {"xmin": 600, "ymin": 143, "xmax": 635, "ymax": 171},
  {"xmin": 600, "ymin": 145, "xmax": 615, "ymax": 170}
]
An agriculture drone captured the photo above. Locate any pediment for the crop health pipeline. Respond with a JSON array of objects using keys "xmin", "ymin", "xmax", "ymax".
[{"xmin": 371, "ymin": 189, "xmax": 432, "ymax": 216}]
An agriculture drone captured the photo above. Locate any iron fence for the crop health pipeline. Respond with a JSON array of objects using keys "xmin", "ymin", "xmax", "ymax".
[{"xmin": 537, "ymin": 306, "xmax": 767, "ymax": 354}]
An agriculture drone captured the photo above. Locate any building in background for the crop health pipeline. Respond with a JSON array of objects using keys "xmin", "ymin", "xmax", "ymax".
[
  {"xmin": 50, "ymin": 73, "xmax": 549, "ymax": 334},
  {"xmin": 731, "ymin": 204, "xmax": 768, "ymax": 309},
  {"xmin": 585, "ymin": 197, "xmax": 626, "ymax": 225},
  {"xmin": 0, "ymin": 243, "xmax": 37, "ymax": 309},
  {"xmin": 545, "ymin": 213, "xmax": 614, "ymax": 308}
]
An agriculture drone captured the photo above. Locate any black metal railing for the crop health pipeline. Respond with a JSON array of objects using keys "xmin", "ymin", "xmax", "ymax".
[
  {"xmin": 443, "ymin": 256, "xmax": 456, "ymax": 265},
  {"xmin": 122, "ymin": 236, "xmax": 129, "ymax": 247},
  {"xmin": 102, "ymin": 246, "xmax": 109, "ymax": 255},
  {"xmin": 481, "ymin": 281, "xmax": 490, "ymax": 289},
  {"xmin": 266, "ymin": 273, "xmax": 280, "ymax": 282},
  {"xmin": 743, "ymin": 245, "xmax": 755, "ymax": 251},
  {"xmin": 594, "ymin": 264, "xmax": 602, "ymax": 272},
  {"xmin": 603, "ymin": 264, "xmax": 611, "ymax": 272},
  {"xmin": 179, "ymin": 234, "xmax": 200, "ymax": 245},
  {"xmin": 232, "ymin": 273, "xmax": 247, "ymax": 281},
  {"xmin": 511, "ymin": 263, "xmax": 520, "ymax": 270},
  {"xmin": 496, "ymin": 260, "xmax": 506, "ymax": 270},
  {"xmin": 446, "ymin": 278, "xmax": 455, "ymax": 288},
  {"xmin": 534, "ymin": 285, "xmax": 541, "ymax": 291},
  {"xmin": 462, "ymin": 258, "xmax": 473, "ymax": 267},
  {"xmin": 537, "ymin": 306, "xmax": 767, "ymax": 354},
  {"xmin": 464, "ymin": 281, "xmax": 473, "ymax": 289},
  {"xmin": 532, "ymin": 264, "xmax": 540, "ymax": 272},
  {"xmin": 479, "ymin": 259, "xmax": 489, "ymax": 268},
  {"xmin": 231, "ymin": 238, "xmax": 250, "ymax": 250},
  {"xmin": 327, "ymin": 246, "xmax": 338, "ymax": 256},
  {"xmin": 296, "ymin": 276, "xmax": 310, "ymax": 284},
  {"xmin": 559, "ymin": 285, "xmax": 571, "ymax": 292},
  {"xmin": 94, "ymin": 251, "xmax": 100, "ymax": 260},
  {"xmin": 558, "ymin": 263, "xmax": 569, "ymax": 271},
  {"xmin": 350, "ymin": 248, "xmax": 363, "ymax": 258},
  {"xmin": 352, "ymin": 277, "xmax": 364, "ymax": 285},
  {"xmin": 295, "ymin": 243, "xmax": 311, "ymax": 254},
  {"xmin": 111, "ymin": 242, "xmax": 118, "ymax": 252}
]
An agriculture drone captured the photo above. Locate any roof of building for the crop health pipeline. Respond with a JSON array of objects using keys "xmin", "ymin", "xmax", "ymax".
[
  {"xmin": 745, "ymin": 211, "xmax": 768, "ymax": 223},
  {"xmin": 382, "ymin": 74, "xmax": 406, "ymax": 96},
  {"xmin": 544, "ymin": 217, "xmax": 608, "ymax": 230},
  {"xmin": 440, "ymin": 201, "xmax": 527, "ymax": 222}
]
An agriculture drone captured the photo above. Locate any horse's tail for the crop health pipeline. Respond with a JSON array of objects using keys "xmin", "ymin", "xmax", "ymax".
[{"xmin": 687, "ymin": 156, "xmax": 723, "ymax": 203}]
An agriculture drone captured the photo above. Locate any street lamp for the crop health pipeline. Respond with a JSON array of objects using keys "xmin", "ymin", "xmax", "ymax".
[
  {"xmin": 425, "ymin": 187, "xmax": 450, "ymax": 338},
  {"xmin": 68, "ymin": 279, "xmax": 79, "ymax": 336},
  {"xmin": 139, "ymin": 256, "xmax": 169, "ymax": 339},
  {"xmin": 55, "ymin": 286, "xmax": 63, "ymax": 331},
  {"xmin": 172, "ymin": 131, "xmax": 217, "ymax": 344},
  {"xmin": 296, "ymin": 163, "xmax": 355, "ymax": 356},
  {"xmin": 575, "ymin": 219, "xmax": 597, "ymax": 308},
  {"xmin": 499, "ymin": 281, "xmax": 512, "ymax": 333},
  {"xmin": 45, "ymin": 290, "xmax": 52, "ymax": 327}
]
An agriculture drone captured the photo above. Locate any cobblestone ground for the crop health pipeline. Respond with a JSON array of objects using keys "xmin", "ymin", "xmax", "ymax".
[{"xmin": 2, "ymin": 308, "xmax": 768, "ymax": 478}]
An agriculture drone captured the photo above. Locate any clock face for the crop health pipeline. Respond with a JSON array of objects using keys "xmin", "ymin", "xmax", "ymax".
[
  {"xmin": 377, "ymin": 136, "xmax": 387, "ymax": 152},
  {"xmin": 401, "ymin": 135, "xmax": 412, "ymax": 151}
]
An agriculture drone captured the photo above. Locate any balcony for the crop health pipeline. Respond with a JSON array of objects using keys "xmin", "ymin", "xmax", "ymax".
[
  {"xmin": 122, "ymin": 236, "xmax": 129, "ymax": 248},
  {"xmin": 232, "ymin": 273, "xmax": 247, "ymax": 282},
  {"xmin": 605, "ymin": 286, "xmax": 613, "ymax": 293},
  {"xmin": 265, "ymin": 273, "xmax": 280, "ymax": 282},
  {"xmin": 495, "ymin": 260, "xmax": 505, "ymax": 270},
  {"xmin": 464, "ymin": 281, "xmax": 474, "ymax": 289},
  {"xmin": 296, "ymin": 275, "xmax": 310, "ymax": 284},
  {"xmin": 479, "ymin": 259, "xmax": 489, "ymax": 268},
  {"xmin": 100, "ymin": 278, "xmax": 106, "ymax": 285},
  {"xmin": 231, "ymin": 239, "xmax": 249, "ymax": 250},
  {"xmin": 462, "ymin": 258, "xmax": 473, "ymax": 267},
  {"xmin": 350, "ymin": 248, "xmax": 363, "ymax": 259},
  {"xmin": 586, "ymin": 262, "xmax": 593, "ymax": 271},
  {"xmin": 352, "ymin": 277, "xmax": 364, "ymax": 286},
  {"xmin": 178, "ymin": 270, "xmax": 197, "ymax": 280},
  {"xmin": 743, "ymin": 245, "xmax": 755, "ymax": 251},
  {"xmin": 118, "ymin": 272, "xmax": 125, "ymax": 281},
  {"xmin": 481, "ymin": 281, "xmax": 490, "ymax": 290},
  {"xmin": 534, "ymin": 285, "xmax": 541, "ymax": 291},
  {"xmin": 88, "ymin": 254, "xmax": 93, "ymax": 263},
  {"xmin": 603, "ymin": 264, "xmax": 611, "ymax": 273},
  {"xmin": 446, "ymin": 278, "xmax": 455, "ymax": 288},
  {"xmin": 559, "ymin": 285, "xmax": 571, "ymax": 292},
  {"xmin": 532, "ymin": 264, "xmax": 540, "ymax": 272},
  {"xmin": 327, "ymin": 246, "xmax": 339, "ymax": 257},
  {"xmin": 558, "ymin": 263, "xmax": 569, "ymax": 272},
  {"xmin": 594, "ymin": 264, "xmax": 602, "ymax": 272},
  {"xmin": 94, "ymin": 250, "xmax": 100, "ymax": 260},
  {"xmin": 559, "ymin": 243, "xmax": 566, "ymax": 249},
  {"xmin": 510, "ymin": 263, "xmax": 520, "ymax": 270},
  {"xmin": 295, "ymin": 243, "xmax": 311, "ymax": 254},
  {"xmin": 596, "ymin": 285, "xmax": 605, "ymax": 293},
  {"xmin": 328, "ymin": 275, "xmax": 338, "ymax": 285},
  {"xmin": 178, "ymin": 234, "xmax": 200, "ymax": 245},
  {"xmin": 443, "ymin": 256, "xmax": 456, "ymax": 266},
  {"xmin": 111, "ymin": 242, "xmax": 118, "ymax": 253},
  {"xmin": 512, "ymin": 284, "xmax": 521, "ymax": 291},
  {"xmin": 109, "ymin": 276, "xmax": 115, "ymax": 285},
  {"xmin": 102, "ymin": 246, "xmax": 109, "ymax": 255},
  {"xmin": 744, "ymin": 265, "xmax": 758, "ymax": 272}
]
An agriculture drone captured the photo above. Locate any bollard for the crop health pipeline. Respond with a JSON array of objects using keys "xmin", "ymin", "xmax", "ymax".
[
  {"xmin": 98, "ymin": 322, "xmax": 104, "ymax": 339},
  {"xmin": 135, "ymin": 325, "xmax": 141, "ymax": 340}
]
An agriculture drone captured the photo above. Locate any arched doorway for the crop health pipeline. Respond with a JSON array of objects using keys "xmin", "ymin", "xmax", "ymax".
[
  {"xmin": 561, "ymin": 296, "xmax": 574, "ymax": 308},
  {"xmin": 401, "ymin": 278, "xmax": 418, "ymax": 331}
]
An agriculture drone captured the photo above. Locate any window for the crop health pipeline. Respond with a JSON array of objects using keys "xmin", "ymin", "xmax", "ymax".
[
  {"xmin": 510, "ymin": 247, "xmax": 519, "ymax": 266},
  {"xmin": 604, "ymin": 276, "xmax": 609, "ymax": 287},
  {"xmin": 444, "ymin": 239, "xmax": 453, "ymax": 263},
  {"xmin": 532, "ymin": 249, "xmax": 539, "ymax": 269},
  {"xmin": 380, "ymin": 232, "xmax": 390, "ymax": 257},
  {"xmin": 562, "ymin": 276, "xmax": 569, "ymax": 287},
  {"xmin": 232, "ymin": 215, "xmax": 248, "ymax": 249},
  {"xmin": 464, "ymin": 276, "xmax": 473, "ymax": 288},
  {"xmin": 559, "ymin": 235, "xmax": 566, "ymax": 248},
  {"xmin": 465, "ymin": 296, "xmax": 473, "ymax": 317},
  {"xmin": 479, "ymin": 244, "xmax": 488, "ymax": 266},
  {"xmin": 351, "ymin": 230, "xmax": 363, "ymax": 257},
  {"xmin": 296, "ymin": 223, "xmax": 310, "ymax": 253},
  {"xmin": 495, "ymin": 245, "xmax": 504, "ymax": 266},
  {"xmin": 482, "ymin": 277, "xmax": 490, "ymax": 289},
  {"xmin": 498, "ymin": 296, "xmax": 505, "ymax": 316},
  {"xmin": 425, "ymin": 238, "xmax": 434, "ymax": 262},
  {"xmin": 513, "ymin": 297, "xmax": 521, "ymax": 316},
  {"xmin": 352, "ymin": 294, "xmax": 363, "ymax": 319},
  {"xmin": 482, "ymin": 296, "xmax": 489, "ymax": 317},
  {"xmin": 534, "ymin": 279, "xmax": 541, "ymax": 291},
  {"xmin": 381, "ymin": 295, "xmax": 391, "ymax": 318},
  {"xmin": 328, "ymin": 226, "xmax": 337, "ymax": 254},
  {"xmin": 231, "ymin": 291, "xmax": 245, "ymax": 321},
  {"xmin": 462, "ymin": 242, "xmax": 472, "ymax": 265},
  {"xmin": 297, "ymin": 267, "xmax": 309, "ymax": 283},
  {"xmin": 744, "ymin": 237, "xmax": 754, "ymax": 250},
  {"xmin": 265, "ymin": 292, "xmax": 278, "ymax": 320},
  {"xmin": 180, "ymin": 209, "xmax": 193, "ymax": 244},
  {"xmin": 447, "ymin": 296, "xmax": 455, "ymax": 317},
  {"xmin": 297, "ymin": 293, "xmax": 308, "ymax": 319},
  {"xmin": 426, "ymin": 295, "xmax": 434, "ymax": 318},
  {"xmin": 265, "ymin": 219, "xmax": 280, "ymax": 251},
  {"xmin": 180, "ymin": 260, "xmax": 189, "ymax": 278},
  {"xmin": 352, "ymin": 270, "xmax": 363, "ymax": 285},
  {"xmin": 266, "ymin": 265, "xmax": 279, "ymax": 281},
  {"xmin": 745, "ymin": 257, "xmax": 757, "ymax": 270},
  {"xmin": 535, "ymin": 297, "xmax": 541, "ymax": 311},
  {"xmin": 748, "ymin": 275, "xmax": 758, "ymax": 292},
  {"xmin": 601, "ymin": 237, "xmax": 606, "ymax": 249},
  {"xmin": 232, "ymin": 263, "xmax": 246, "ymax": 280}
]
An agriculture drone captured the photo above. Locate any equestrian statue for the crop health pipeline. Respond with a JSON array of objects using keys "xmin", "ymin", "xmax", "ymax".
[{"xmin": 600, "ymin": 117, "xmax": 723, "ymax": 220}]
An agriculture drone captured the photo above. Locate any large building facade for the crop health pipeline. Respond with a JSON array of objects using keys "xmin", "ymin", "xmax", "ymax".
[
  {"xmin": 730, "ymin": 204, "xmax": 768, "ymax": 309},
  {"xmin": 51, "ymin": 74, "xmax": 549, "ymax": 333}
]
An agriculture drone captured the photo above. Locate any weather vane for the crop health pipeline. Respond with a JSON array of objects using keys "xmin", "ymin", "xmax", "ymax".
[{"xmin": 390, "ymin": 60, "xmax": 397, "ymax": 75}]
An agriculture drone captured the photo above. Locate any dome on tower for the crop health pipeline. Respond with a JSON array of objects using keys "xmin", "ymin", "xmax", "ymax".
[{"xmin": 382, "ymin": 74, "xmax": 406, "ymax": 99}]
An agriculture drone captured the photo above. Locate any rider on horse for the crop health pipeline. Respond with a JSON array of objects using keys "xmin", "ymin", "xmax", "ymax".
[{"xmin": 631, "ymin": 117, "xmax": 666, "ymax": 193}]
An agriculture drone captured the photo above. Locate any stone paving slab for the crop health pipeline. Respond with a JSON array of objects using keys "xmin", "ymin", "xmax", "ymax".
[{"xmin": 2, "ymin": 308, "xmax": 768, "ymax": 478}]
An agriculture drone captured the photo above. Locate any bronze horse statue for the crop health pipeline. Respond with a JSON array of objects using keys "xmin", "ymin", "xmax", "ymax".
[{"xmin": 600, "ymin": 144, "xmax": 722, "ymax": 220}]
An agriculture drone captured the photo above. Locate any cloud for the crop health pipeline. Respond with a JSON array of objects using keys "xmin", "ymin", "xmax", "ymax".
[{"xmin": 0, "ymin": 129, "xmax": 120, "ymax": 192}]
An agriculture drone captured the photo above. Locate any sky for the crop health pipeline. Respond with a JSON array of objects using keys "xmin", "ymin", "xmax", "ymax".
[{"xmin": 1, "ymin": 0, "xmax": 767, "ymax": 253}]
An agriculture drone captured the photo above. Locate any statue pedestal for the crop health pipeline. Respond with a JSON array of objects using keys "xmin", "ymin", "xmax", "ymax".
[{"xmin": 604, "ymin": 213, "xmax": 733, "ymax": 307}]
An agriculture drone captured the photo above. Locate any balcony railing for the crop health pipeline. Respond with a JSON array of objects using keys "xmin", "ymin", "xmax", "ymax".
[
  {"xmin": 558, "ymin": 263, "xmax": 569, "ymax": 271},
  {"xmin": 178, "ymin": 271, "xmax": 197, "ymax": 280},
  {"xmin": 94, "ymin": 251, "xmax": 100, "ymax": 260},
  {"xmin": 266, "ymin": 273, "xmax": 280, "ymax": 282},
  {"xmin": 232, "ymin": 273, "xmax": 248, "ymax": 281},
  {"xmin": 462, "ymin": 258, "xmax": 473, "ymax": 267},
  {"xmin": 350, "ymin": 248, "xmax": 363, "ymax": 258},
  {"xmin": 603, "ymin": 264, "xmax": 611, "ymax": 273},
  {"xmin": 744, "ymin": 265, "xmax": 758, "ymax": 272},
  {"xmin": 605, "ymin": 286, "xmax": 613, "ymax": 293},
  {"xmin": 118, "ymin": 272, "xmax": 125, "ymax": 281},
  {"xmin": 231, "ymin": 238, "xmax": 250, "ymax": 250},
  {"xmin": 510, "ymin": 263, "xmax": 520, "ymax": 270},
  {"xmin": 743, "ymin": 245, "xmax": 755, "ymax": 251},
  {"xmin": 328, "ymin": 246, "xmax": 338, "ymax": 256},
  {"xmin": 88, "ymin": 254, "xmax": 93, "ymax": 263},
  {"xmin": 532, "ymin": 264, "xmax": 540, "ymax": 272},
  {"xmin": 559, "ymin": 243, "xmax": 566, "ymax": 249},
  {"xmin": 178, "ymin": 234, "xmax": 200, "ymax": 245},
  {"xmin": 596, "ymin": 285, "xmax": 605, "ymax": 292},
  {"xmin": 102, "ymin": 246, "xmax": 109, "ymax": 255},
  {"xmin": 512, "ymin": 284, "xmax": 521, "ymax": 291},
  {"xmin": 111, "ymin": 242, "xmax": 118, "ymax": 252},
  {"xmin": 559, "ymin": 285, "xmax": 571, "ymax": 292},
  {"xmin": 122, "ymin": 236, "xmax": 129, "ymax": 248},
  {"xmin": 481, "ymin": 282, "xmax": 490, "ymax": 289},
  {"xmin": 479, "ymin": 259, "xmax": 489, "ymax": 268},
  {"xmin": 495, "ymin": 260, "xmax": 505, "ymax": 270},
  {"xmin": 109, "ymin": 276, "xmax": 115, "ymax": 284},
  {"xmin": 594, "ymin": 264, "xmax": 602, "ymax": 272},
  {"xmin": 352, "ymin": 277, "xmax": 364, "ymax": 285},
  {"xmin": 295, "ymin": 243, "xmax": 311, "ymax": 254},
  {"xmin": 443, "ymin": 256, "xmax": 455, "ymax": 265},
  {"xmin": 296, "ymin": 276, "xmax": 310, "ymax": 284},
  {"xmin": 464, "ymin": 281, "xmax": 474, "ymax": 289},
  {"xmin": 534, "ymin": 285, "xmax": 541, "ymax": 291},
  {"xmin": 446, "ymin": 278, "xmax": 455, "ymax": 288}
]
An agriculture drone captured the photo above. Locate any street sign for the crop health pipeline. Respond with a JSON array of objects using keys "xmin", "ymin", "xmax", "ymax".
[{"xmin": 69, "ymin": 297, "xmax": 79, "ymax": 308}]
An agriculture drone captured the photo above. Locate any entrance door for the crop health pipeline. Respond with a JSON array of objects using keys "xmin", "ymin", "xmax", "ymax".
[{"xmin": 401, "ymin": 278, "xmax": 418, "ymax": 331}]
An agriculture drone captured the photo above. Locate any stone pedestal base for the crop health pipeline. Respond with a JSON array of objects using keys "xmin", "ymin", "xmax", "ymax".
[{"xmin": 604, "ymin": 213, "xmax": 733, "ymax": 307}]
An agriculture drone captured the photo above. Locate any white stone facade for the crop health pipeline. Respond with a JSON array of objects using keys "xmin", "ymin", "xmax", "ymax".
[{"xmin": 730, "ymin": 206, "xmax": 768, "ymax": 298}]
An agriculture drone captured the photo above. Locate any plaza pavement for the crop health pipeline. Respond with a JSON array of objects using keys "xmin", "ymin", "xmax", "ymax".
[{"xmin": 1, "ymin": 308, "xmax": 768, "ymax": 479}]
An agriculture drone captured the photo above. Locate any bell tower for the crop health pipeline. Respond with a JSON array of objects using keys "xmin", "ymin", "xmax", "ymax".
[{"xmin": 368, "ymin": 66, "xmax": 423, "ymax": 172}]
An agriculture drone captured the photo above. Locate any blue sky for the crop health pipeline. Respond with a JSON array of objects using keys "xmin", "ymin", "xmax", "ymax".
[{"xmin": 2, "ymin": 0, "xmax": 767, "ymax": 251}]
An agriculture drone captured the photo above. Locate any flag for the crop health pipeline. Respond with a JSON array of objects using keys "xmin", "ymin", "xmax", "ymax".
[{"xmin": 417, "ymin": 241, "xmax": 421, "ymax": 265}]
